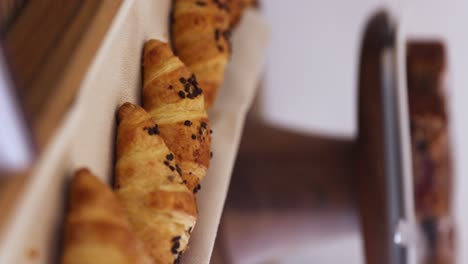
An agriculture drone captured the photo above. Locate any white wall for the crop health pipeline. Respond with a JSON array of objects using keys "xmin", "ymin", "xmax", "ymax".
[{"xmin": 260, "ymin": 0, "xmax": 396, "ymax": 138}]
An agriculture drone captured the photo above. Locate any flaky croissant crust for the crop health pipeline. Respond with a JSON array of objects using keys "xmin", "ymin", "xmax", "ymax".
[
  {"xmin": 143, "ymin": 40, "xmax": 211, "ymax": 193},
  {"xmin": 171, "ymin": 0, "xmax": 231, "ymax": 109},
  {"xmin": 115, "ymin": 103, "xmax": 197, "ymax": 264},
  {"xmin": 61, "ymin": 168, "xmax": 151, "ymax": 264}
]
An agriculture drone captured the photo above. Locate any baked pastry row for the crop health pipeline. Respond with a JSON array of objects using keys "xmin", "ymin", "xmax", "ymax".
[{"xmin": 61, "ymin": 0, "xmax": 256, "ymax": 262}]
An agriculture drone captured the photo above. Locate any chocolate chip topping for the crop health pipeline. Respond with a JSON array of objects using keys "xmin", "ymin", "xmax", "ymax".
[
  {"xmin": 178, "ymin": 91, "xmax": 186, "ymax": 99},
  {"xmin": 193, "ymin": 184, "xmax": 202, "ymax": 194},
  {"xmin": 166, "ymin": 154, "xmax": 174, "ymax": 161},
  {"xmin": 171, "ymin": 241, "xmax": 180, "ymax": 254},
  {"xmin": 177, "ymin": 75, "xmax": 203, "ymax": 99},
  {"xmin": 144, "ymin": 124, "xmax": 160, "ymax": 135},
  {"xmin": 176, "ymin": 164, "xmax": 182, "ymax": 176}
]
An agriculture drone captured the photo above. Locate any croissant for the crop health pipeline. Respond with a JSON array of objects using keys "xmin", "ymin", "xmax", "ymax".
[
  {"xmin": 143, "ymin": 39, "xmax": 211, "ymax": 193},
  {"xmin": 115, "ymin": 102, "xmax": 197, "ymax": 263},
  {"xmin": 171, "ymin": 0, "xmax": 231, "ymax": 109},
  {"xmin": 61, "ymin": 168, "xmax": 151, "ymax": 264},
  {"xmin": 228, "ymin": 0, "xmax": 257, "ymax": 27}
]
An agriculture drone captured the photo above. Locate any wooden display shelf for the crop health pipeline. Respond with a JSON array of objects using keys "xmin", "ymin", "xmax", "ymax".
[{"xmin": 0, "ymin": 0, "xmax": 122, "ymax": 235}]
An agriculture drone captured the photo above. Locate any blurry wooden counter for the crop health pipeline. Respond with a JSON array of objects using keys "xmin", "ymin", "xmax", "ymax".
[{"xmin": 0, "ymin": 0, "xmax": 121, "ymax": 234}]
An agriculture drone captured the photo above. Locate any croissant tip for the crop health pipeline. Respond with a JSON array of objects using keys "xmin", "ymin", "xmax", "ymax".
[
  {"xmin": 75, "ymin": 168, "xmax": 91, "ymax": 177},
  {"xmin": 118, "ymin": 102, "xmax": 138, "ymax": 122},
  {"xmin": 144, "ymin": 39, "xmax": 173, "ymax": 56},
  {"xmin": 145, "ymin": 39, "xmax": 165, "ymax": 46},
  {"xmin": 73, "ymin": 168, "xmax": 96, "ymax": 186}
]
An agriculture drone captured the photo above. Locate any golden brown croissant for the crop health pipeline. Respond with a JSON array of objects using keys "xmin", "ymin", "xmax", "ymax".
[
  {"xmin": 115, "ymin": 102, "xmax": 197, "ymax": 264},
  {"xmin": 143, "ymin": 39, "xmax": 212, "ymax": 193},
  {"xmin": 171, "ymin": 0, "xmax": 231, "ymax": 109},
  {"xmin": 61, "ymin": 168, "xmax": 151, "ymax": 264},
  {"xmin": 228, "ymin": 0, "xmax": 257, "ymax": 27}
]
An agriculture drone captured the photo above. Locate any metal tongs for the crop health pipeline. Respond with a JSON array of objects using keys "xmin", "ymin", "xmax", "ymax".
[{"xmin": 357, "ymin": 11, "xmax": 419, "ymax": 264}]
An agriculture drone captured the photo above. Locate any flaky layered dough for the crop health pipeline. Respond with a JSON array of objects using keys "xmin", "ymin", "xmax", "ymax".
[
  {"xmin": 171, "ymin": 0, "xmax": 231, "ymax": 109},
  {"xmin": 61, "ymin": 168, "xmax": 151, "ymax": 264},
  {"xmin": 143, "ymin": 39, "xmax": 211, "ymax": 193},
  {"xmin": 115, "ymin": 103, "xmax": 197, "ymax": 264}
]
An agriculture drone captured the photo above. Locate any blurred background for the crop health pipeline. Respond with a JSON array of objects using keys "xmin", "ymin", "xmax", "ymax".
[
  {"xmin": 2, "ymin": 0, "xmax": 468, "ymax": 263},
  {"xmin": 213, "ymin": 1, "xmax": 468, "ymax": 263}
]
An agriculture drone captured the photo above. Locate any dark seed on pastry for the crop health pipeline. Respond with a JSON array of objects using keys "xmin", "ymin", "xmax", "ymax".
[
  {"xmin": 217, "ymin": 45, "xmax": 224, "ymax": 52},
  {"xmin": 196, "ymin": 1, "xmax": 207, "ymax": 6},
  {"xmin": 176, "ymin": 164, "xmax": 182, "ymax": 175},
  {"xmin": 178, "ymin": 91, "xmax": 186, "ymax": 98},
  {"xmin": 191, "ymin": 134, "xmax": 197, "ymax": 140},
  {"xmin": 188, "ymin": 74, "xmax": 196, "ymax": 84},
  {"xmin": 172, "ymin": 236, "xmax": 181, "ymax": 242},
  {"xmin": 184, "ymin": 120, "xmax": 192, "ymax": 126},
  {"xmin": 201, "ymin": 122, "xmax": 207, "ymax": 129},
  {"xmin": 166, "ymin": 154, "xmax": 174, "ymax": 161},
  {"xmin": 193, "ymin": 184, "xmax": 201, "ymax": 193},
  {"xmin": 184, "ymin": 83, "xmax": 191, "ymax": 92},
  {"xmin": 212, "ymin": 0, "xmax": 230, "ymax": 11},
  {"xmin": 174, "ymin": 252, "xmax": 183, "ymax": 264},
  {"xmin": 191, "ymin": 75, "xmax": 198, "ymax": 85},
  {"xmin": 168, "ymin": 85, "xmax": 173, "ymax": 89},
  {"xmin": 172, "ymin": 241, "xmax": 180, "ymax": 253},
  {"xmin": 144, "ymin": 124, "xmax": 160, "ymax": 135},
  {"xmin": 210, "ymin": 129, "xmax": 213, "ymax": 134},
  {"xmin": 179, "ymin": 77, "xmax": 186, "ymax": 84},
  {"xmin": 172, "ymin": 241, "xmax": 180, "ymax": 249},
  {"xmin": 164, "ymin": 161, "xmax": 170, "ymax": 166}
]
